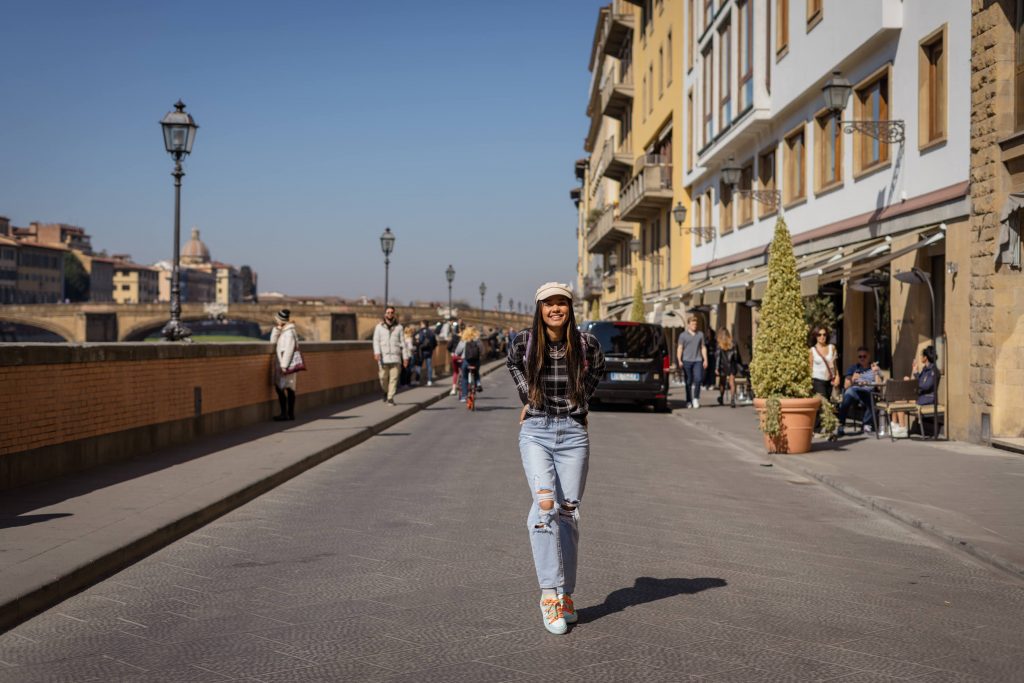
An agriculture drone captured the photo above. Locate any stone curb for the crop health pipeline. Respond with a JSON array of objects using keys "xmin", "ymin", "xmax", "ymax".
[
  {"xmin": 673, "ymin": 410, "xmax": 1024, "ymax": 584},
  {"xmin": 0, "ymin": 359, "xmax": 507, "ymax": 632}
]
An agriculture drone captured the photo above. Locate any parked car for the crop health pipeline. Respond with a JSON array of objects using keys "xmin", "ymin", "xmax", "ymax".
[{"xmin": 580, "ymin": 320, "xmax": 671, "ymax": 412}]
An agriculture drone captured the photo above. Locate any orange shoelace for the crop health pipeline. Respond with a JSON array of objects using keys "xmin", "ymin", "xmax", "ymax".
[
  {"xmin": 540, "ymin": 597, "xmax": 564, "ymax": 624},
  {"xmin": 561, "ymin": 595, "xmax": 575, "ymax": 616}
]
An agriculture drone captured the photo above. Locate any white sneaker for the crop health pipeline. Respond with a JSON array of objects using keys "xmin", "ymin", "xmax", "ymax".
[
  {"xmin": 559, "ymin": 594, "xmax": 577, "ymax": 624},
  {"xmin": 891, "ymin": 424, "xmax": 908, "ymax": 438},
  {"xmin": 540, "ymin": 597, "xmax": 567, "ymax": 635},
  {"xmin": 427, "ymin": 381, "xmax": 433, "ymax": 386},
  {"xmin": 450, "ymin": 387, "xmax": 457, "ymax": 396},
  {"xmin": 692, "ymin": 398, "xmax": 700, "ymax": 409}
]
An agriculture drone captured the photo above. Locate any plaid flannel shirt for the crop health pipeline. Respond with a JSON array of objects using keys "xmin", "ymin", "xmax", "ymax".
[{"xmin": 506, "ymin": 331, "xmax": 605, "ymax": 420}]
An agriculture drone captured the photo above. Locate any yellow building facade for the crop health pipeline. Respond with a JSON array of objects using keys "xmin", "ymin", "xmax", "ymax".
[{"xmin": 576, "ymin": 0, "xmax": 691, "ymax": 324}]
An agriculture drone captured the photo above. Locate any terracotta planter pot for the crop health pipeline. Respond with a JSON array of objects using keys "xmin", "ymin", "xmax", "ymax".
[{"xmin": 753, "ymin": 397, "xmax": 820, "ymax": 454}]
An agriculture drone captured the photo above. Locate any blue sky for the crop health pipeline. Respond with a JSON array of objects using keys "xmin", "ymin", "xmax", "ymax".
[{"xmin": 0, "ymin": 0, "xmax": 604, "ymax": 308}]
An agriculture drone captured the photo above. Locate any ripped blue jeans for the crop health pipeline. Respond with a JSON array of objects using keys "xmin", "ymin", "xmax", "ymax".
[{"xmin": 518, "ymin": 415, "xmax": 589, "ymax": 594}]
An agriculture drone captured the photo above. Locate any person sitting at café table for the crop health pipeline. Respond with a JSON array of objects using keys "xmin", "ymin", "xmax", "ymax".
[
  {"xmin": 890, "ymin": 345, "xmax": 940, "ymax": 438},
  {"xmin": 835, "ymin": 346, "xmax": 882, "ymax": 437}
]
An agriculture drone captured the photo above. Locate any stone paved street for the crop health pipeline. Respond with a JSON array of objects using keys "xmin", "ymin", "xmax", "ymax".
[{"xmin": 2, "ymin": 372, "xmax": 1023, "ymax": 682}]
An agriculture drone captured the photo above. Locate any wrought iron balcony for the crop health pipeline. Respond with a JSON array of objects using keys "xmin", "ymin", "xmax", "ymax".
[{"xmin": 619, "ymin": 156, "xmax": 673, "ymax": 222}]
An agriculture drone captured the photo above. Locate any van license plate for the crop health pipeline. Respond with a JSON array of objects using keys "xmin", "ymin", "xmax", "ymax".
[{"xmin": 609, "ymin": 372, "xmax": 641, "ymax": 382}]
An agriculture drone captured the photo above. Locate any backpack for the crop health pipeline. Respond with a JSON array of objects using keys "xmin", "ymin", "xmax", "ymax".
[
  {"xmin": 522, "ymin": 330, "xmax": 589, "ymax": 371},
  {"xmin": 465, "ymin": 340, "xmax": 481, "ymax": 364}
]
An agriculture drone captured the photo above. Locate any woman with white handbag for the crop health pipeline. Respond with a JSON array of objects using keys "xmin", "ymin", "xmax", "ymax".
[{"xmin": 270, "ymin": 309, "xmax": 305, "ymax": 421}]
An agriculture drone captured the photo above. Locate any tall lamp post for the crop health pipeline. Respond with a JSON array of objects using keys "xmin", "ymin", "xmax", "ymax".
[
  {"xmin": 479, "ymin": 282, "xmax": 487, "ymax": 312},
  {"xmin": 445, "ymin": 264, "xmax": 456, "ymax": 319},
  {"xmin": 497, "ymin": 292, "xmax": 503, "ymax": 316},
  {"xmin": 159, "ymin": 100, "xmax": 199, "ymax": 342},
  {"xmin": 380, "ymin": 227, "xmax": 395, "ymax": 305}
]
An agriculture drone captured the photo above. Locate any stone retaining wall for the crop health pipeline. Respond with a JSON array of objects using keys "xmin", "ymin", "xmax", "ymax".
[{"xmin": 0, "ymin": 342, "xmax": 455, "ymax": 490}]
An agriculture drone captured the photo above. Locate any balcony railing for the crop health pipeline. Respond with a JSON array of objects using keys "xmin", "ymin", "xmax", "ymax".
[
  {"xmin": 599, "ymin": 134, "xmax": 633, "ymax": 182},
  {"xmin": 600, "ymin": 64, "xmax": 633, "ymax": 119},
  {"xmin": 601, "ymin": 0, "xmax": 635, "ymax": 58},
  {"xmin": 586, "ymin": 204, "xmax": 634, "ymax": 254},
  {"xmin": 619, "ymin": 155, "xmax": 673, "ymax": 222}
]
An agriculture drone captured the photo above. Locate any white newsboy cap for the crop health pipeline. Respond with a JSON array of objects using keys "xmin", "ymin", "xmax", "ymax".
[{"xmin": 534, "ymin": 282, "xmax": 574, "ymax": 302}]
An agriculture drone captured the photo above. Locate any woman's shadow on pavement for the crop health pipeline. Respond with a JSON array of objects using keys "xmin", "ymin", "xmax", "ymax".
[{"xmin": 578, "ymin": 576, "xmax": 727, "ymax": 624}]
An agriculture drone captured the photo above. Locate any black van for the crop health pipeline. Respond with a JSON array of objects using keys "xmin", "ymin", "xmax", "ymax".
[{"xmin": 581, "ymin": 320, "xmax": 671, "ymax": 412}]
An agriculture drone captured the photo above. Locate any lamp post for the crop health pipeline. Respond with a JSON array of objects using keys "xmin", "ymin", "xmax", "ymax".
[
  {"xmin": 719, "ymin": 158, "xmax": 783, "ymax": 214},
  {"xmin": 822, "ymin": 70, "xmax": 905, "ymax": 143},
  {"xmin": 445, "ymin": 264, "xmax": 455, "ymax": 320},
  {"xmin": 671, "ymin": 201, "xmax": 715, "ymax": 241},
  {"xmin": 479, "ymin": 282, "xmax": 487, "ymax": 312},
  {"xmin": 497, "ymin": 292, "xmax": 503, "ymax": 316},
  {"xmin": 379, "ymin": 228, "xmax": 395, "ymax": 306},
  {"xmin": 159, "ymin": 100, "xmax": 199, "ymax": 342}
]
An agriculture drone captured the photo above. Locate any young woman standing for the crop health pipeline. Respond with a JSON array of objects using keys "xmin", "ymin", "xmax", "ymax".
[
  {"xmin": 507, "ymin": 283, "xmax": 605, "ymax": 635},
  {"xmin": 715, "ymin": 328, "xmax": 740, "ymax": 408},
  {"xmin": 809, "ymin": 326, "xmax": 839, "ymax": 433},
  {"xmin": 270, "ymin": 309, "xmax": 298, "ymax": 421}
]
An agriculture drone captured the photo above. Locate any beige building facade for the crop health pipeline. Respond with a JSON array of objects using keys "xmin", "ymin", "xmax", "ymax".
[
  {"xmin": 577, "ymin": 0, "xmax": 691, "ymax": 327},
  {"xmin": 113, "ymin": 259, "xmax": 160, "ymax": 304}
]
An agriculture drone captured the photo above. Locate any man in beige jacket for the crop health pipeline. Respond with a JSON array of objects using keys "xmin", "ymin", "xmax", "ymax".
[{"xmin": 372, "ymin": 306, "xmax": 409, "ymax": 405}]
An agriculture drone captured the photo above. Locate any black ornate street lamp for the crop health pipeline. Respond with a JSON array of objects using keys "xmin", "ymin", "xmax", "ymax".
[
  {"xmin": 380, "ymin": 227, "xmax": 395, "ymax": 305},
  {"xmin": 445, "ymin": 264, "xmax": 455, "ymax": 319},
  {"xmin": 159, "ymin": 100, "xmax": 199, "ymax": 342},
  {"xmin": 479, "ymin": 282, "xmax": 487, "ymax": 311},
  {"xmin": 719, "ymin": 158, "xmax": 783, "ymax": 213},
  {"xmin": 671, "ymin": 201, "xmax": 715, "ymax": 241},
  {"xmin": 822, "ymin": 70, "xmax": 905, "ymax": 143}
]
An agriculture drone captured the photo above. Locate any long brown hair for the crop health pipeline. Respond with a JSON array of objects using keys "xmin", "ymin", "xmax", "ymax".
[
  {"xmin": 717, "ymin": 328, "xmax": 733, "ymax": 351},
  {"xmin": 525, "ymin": 300, "xmax": 586, "ymax": 408}
]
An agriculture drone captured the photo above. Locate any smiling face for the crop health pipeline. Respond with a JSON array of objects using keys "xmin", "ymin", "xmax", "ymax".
[
  {"xmin": 688, "ymin": 318, "xmax": 699, "ymax": 332},
  {"xmin": 540, "ymin": 296, "xmax": 571, "ymax": 331},
  {"xmin": 384, "ymin": 307, "xmax": 396, "ymax": 323}
]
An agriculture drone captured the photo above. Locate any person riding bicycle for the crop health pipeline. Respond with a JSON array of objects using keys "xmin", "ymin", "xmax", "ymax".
[{"xmin": 456, "ymin": 326, "xmax": 483, "ymax": 403}]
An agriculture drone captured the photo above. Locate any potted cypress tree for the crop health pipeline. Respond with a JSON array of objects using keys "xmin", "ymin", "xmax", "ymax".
[{"xmin": 750, "ymin": 218, "xmax": 834, "ymax": 453}]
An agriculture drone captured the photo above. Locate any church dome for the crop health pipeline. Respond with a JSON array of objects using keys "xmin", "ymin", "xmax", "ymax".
[{"xmin": 181, "ymin": 226, "xmax": 210, "ymax": 265}]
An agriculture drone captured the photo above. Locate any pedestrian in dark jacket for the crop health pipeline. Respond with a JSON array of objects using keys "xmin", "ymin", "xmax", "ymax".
[
  {"xmin": 892, "ymin": 345, "xmax": 940, "ymax": 437},
  {"xmin": 414, "ymin": 320, "xmax": 438, "ymax": 386},
  {"xmin": 716, "ymin": 328, "xmax": 740, "ymax": 408}
]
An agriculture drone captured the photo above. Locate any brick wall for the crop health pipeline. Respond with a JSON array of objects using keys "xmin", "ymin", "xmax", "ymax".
[{"xmin": 0, "ymin": 342, "xmax": 453, "ymax": 489}]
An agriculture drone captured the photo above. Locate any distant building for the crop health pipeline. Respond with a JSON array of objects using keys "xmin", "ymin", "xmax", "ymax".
[
  {"xmin": 15, "ymin": 222, "xmax": 93, "ymax": 254},
  {"xmin": 158, "ymin": 227, "xmax": 243, "ymax": 304},
  {"xmin": 16, "ymin": 241, "xmax": 65, "ymax": 303},
  {"xmin": 0, "ymin": 235, "xmax": 18, "ymax": 303},
  {"xmin": 74, "ymin": 252, "xmax": 115, "ymax": 302},
  {"xmin": 112, "ymin": 256, "xmax": 159, "ymax": 304}
]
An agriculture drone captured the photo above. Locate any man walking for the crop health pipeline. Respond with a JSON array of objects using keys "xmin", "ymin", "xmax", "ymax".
[
  {"xmin": 414, "ymin": 320, "xmax": 437, "ymax": 386},
  {"xmin": 677, "ymin": 315, "xmax": 708, "ymax": 408},
  {"xmin": 373, "ymin": 306, "xmax": 409, "ymax": 405}
]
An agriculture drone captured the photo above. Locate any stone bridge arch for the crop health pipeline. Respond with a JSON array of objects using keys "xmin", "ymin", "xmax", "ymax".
[{"xmin": 0, "ymin": 315, "xmax": 76, "ymax": 342}]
